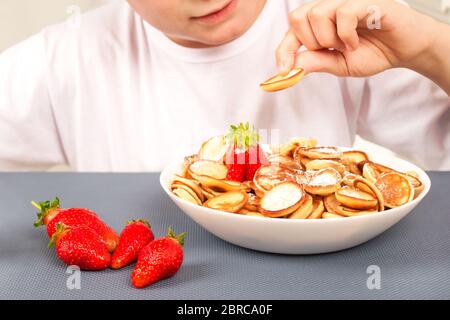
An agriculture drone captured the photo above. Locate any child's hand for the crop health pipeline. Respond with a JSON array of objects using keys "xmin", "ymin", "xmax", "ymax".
[{"xmin": 276, "ymin": 0, "xmax": 440, "ymax": 78}]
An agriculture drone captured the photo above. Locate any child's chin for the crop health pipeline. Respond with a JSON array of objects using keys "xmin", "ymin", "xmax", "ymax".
[{"xmin": 196, "ymin": 26, "xmax": 246, "ymax": 46}]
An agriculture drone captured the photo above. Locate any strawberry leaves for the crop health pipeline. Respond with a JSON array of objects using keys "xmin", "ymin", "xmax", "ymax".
[
  {"xmin": 32, "ymin": 197, "xmax": 61, "ymax": 227},
  {"xmin": 168, "ymin": 226, "xmax": 186, "ymax": 247},
  {"xmin": 225, "ymin": 122, "xmax": 260, "ymax": 151}
]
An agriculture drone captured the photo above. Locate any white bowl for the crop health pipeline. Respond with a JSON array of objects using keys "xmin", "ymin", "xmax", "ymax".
[{"xmin": 160, "ymin": 151, "xmax": 431, "ymax": 254}]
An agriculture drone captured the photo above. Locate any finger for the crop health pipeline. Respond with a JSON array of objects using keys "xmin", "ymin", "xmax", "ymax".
[
  {"xmin": 308, "ymin": 9, "xmax": 346, "ymax": 51},
  {"xmin": 335, "ymin": 0, "xmax": 385, "ymax": 51},
  {"xmin": 291, "ymin": 13, "xmax": 322, "ymax": 51},
  {"xmin": 295, "ymin": 49, "xmax": 350, "ymax": 77},
  {"xmin": 276, "ymin": 29, "xmax": 302, "ymax": 75},
  {"xmin": 288, "ymin": 3, "xmax": 322, "ymax": 51},
  {"xmin": 307, "ymin": 0, "xmax": 347, "ymax": 51},
  {"xmin": 336, "ymin": 6, "xmax": 360, "ymax": 50}
]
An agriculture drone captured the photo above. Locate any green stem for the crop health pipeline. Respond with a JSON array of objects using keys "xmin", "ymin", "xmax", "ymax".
[{"xmin": 31, "ymin": 201, "xmax": 41, "ymax": 211}]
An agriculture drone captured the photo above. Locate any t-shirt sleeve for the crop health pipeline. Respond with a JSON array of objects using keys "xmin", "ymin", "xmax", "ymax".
[
  {"xmin": 356, "ymin": 68, "xmax": 450, "ymax": 170},
  {"xmin": 0, "ymin": 32, "xmax": 67, "ymax": 170}
]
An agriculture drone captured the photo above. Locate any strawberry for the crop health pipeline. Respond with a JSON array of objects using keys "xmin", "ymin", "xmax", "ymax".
[
  {"xmin": 224, "ymin": 122, "xmax": 268, "ymax": 182},
  {"xmin": 110, "ymin": 219, "xmax": 155, "ymax": 269},
  {"xmin": 225, "ymin": 145, "xmax": 246, "ymax": 182},
  {"xmin": 131, "ymin": 227, "xmax": 185, "ymax": 288},
  {"xmin": 245, "ymin": 144, "xmax": 269, "ymax": 181},
  {"xmin": 32, "ymin": 197, "xmax": 119, "ymax": 252},
  {"xmin": 46, "ymin": 209, "xmax": 119, "ymax": 253},
  {"xmin": 49, "ymin": 223, "xmax": 111, "ymax": 271}
]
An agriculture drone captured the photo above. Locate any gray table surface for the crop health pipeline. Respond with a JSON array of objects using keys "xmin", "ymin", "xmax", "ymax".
[{"xmin": 0, "ymin": 172, "xmax": 449, "ymax": 300}]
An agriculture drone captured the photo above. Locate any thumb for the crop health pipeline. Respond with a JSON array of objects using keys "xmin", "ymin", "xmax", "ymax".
[
  {"xmin": 276, "ymin": 30, "xmax": 302, "ymax": 76},
  {"xmin": 296, "ymin": 49, "xmax": 350, "ymax": 77}
]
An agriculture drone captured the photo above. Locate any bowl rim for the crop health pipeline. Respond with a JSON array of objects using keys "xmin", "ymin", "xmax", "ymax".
[{"xmin": 160, "ymin": 148, "xmax": 431, "ymax": 224}]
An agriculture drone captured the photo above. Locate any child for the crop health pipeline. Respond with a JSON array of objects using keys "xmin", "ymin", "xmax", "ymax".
[{"xmin": 0, "ymin": 0, "xmax": 449, "ymax": 172}]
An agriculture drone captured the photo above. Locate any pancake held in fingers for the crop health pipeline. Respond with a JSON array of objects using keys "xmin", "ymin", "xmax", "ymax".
[{"xmin": 260, "ymin": 68, "xmax": 305, "ymax": 92}]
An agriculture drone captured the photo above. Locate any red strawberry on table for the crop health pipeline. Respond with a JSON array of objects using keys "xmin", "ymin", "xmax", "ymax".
[
  {"xmin": 224, "ymin": 122, "xmax": 268, "ymax": 182},
  {"xmin": 131, "ymin": 227, "xmax": 185, "ymax": 288},
  {"xmin": 32, "ymin": 197, "xmax": 119, "ymax": 252},
  {"xmin": 32, "ymin": 197, "xmax": 62, "ymax": 227},
  {"xmin": 49, "ymin": 223, "xmax": 111, "ymax": 271},
  {"xmin": 111, "ymin": 219, "xmax": 155, "ymax": 269}
]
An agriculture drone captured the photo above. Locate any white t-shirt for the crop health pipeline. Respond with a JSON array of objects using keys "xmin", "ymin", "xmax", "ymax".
[{"xmin": 0, "ymin": 0, "xmax": 449, "ymax": 171}]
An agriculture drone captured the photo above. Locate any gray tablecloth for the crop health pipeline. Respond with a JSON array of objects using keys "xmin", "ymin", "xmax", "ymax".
[{"xmin": 0, "ymin": 172, "xmax": 449, "ymax": 300}]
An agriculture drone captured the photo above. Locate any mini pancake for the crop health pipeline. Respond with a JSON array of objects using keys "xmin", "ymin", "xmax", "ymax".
[
  {"xmin": 260, "ymin": 68, "xmax": 305, "ymax": 92},
  {"xmin": 297, "ymin": 146, "xmax": 343, "ymax": 160},
  {"xmin": 334, "ymin": 205, "xmax": 378, "ymax": 217},
  {"xmin": 243, "ymin": 193, "xmax": 261, "ymax": 211},
  {"xmin": 268, "ymin": 154, "xmax": 303, "ymax": 172},
  {"xmin": 294, "ymin": 152, "xmax": 312, "ymax": 168},
  {"xmin": 253, "ymin": 165, "xmax": 294, "ymax": 192},
  {"xmin": 173, "ymin": 187, "xmax": 200, "ymax": 205},
  {"xmin": 260, "ymin": 182, "xmax": 305, "ymax": 218},
  {"xmin": 353, "ymin": 177, "xmax": 385, "ymax": 211},
  {"xmin": 308, "ymin": 197, "xmax": 325, "ymax": 219},
  {"xmin": 324, "ymin": 194, "xmax": 341, "ymax": 215},
  {"xmin": 204, "ymin": 191, "xmax": 249, "ymax": 213},
  {"xmin": 194, "ymin": 175, "xmax": 248, "ymax": 193},
  {"xmin": 305, "ymin": 159, "xmax": 347, "ymax": 175},
  {"xmin": 342, "ymin": 172, "xmax": 358, "ymax": 187},
  {"xmin": 198, "ymin": 135, "xmax": 228, "ymax": 162},
  {"xmin": 362, "ymin": 162, "xmax": 381, "ymax": 183},
  {"xmin": 288, "ymin": 194, "xmax": 313, "ymax": 219},
  {"xmin": 403, "ymin": 173, "xmax": 424, "ymax": 198},
  {"xmin": 335, "ymin": 186, "xmax": 378, "ymax": 210},
  {"xmin": 189, "ymin": 160, "xmax": 228, "ymax": 180},
  {"xmin": 375, "ymin": 172, "xmax": 414, "ymax": 208},
  {"xmin": 304, "ymin": 168, "xmax": 342, "ymax": 196},
  {"xmin": 172, "ymin": 175, "xmax": 205, "ymax": 202},
  {"xmin": 171, "ymin": 183, "xmax": 203, "ymax": 205}
]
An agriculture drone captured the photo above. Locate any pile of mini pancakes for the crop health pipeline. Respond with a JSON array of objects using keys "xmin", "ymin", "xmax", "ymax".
[{"xmin": 171, "ymin": 137, "xmax": 424, "ymax": 219}]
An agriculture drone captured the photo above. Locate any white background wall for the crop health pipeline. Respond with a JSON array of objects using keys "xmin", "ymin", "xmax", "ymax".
[
  {"xmin": 408, "ymin": 0, "xmax": 450, "ymax": 22},
  {"xmin": 0, "ymin": 0, "xmax": 111, "ymax": 52}
]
